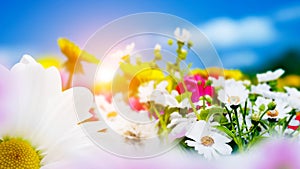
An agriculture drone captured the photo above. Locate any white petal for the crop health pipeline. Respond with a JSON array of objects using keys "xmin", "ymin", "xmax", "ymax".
[
  {"xmin": 185, "ymin": 120, "xmax": 206, "ymax": 141},
  {"xmin": 213, "ymin": 142, "xmax": 232, "ymax": 155}
]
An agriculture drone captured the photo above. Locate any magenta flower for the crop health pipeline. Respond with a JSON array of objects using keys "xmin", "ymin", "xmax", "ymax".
[{"xmin": 176, "ymin": 74, "xmax": 213, "ymax": 102}]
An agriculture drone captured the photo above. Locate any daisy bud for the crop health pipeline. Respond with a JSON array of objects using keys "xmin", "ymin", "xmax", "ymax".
[
  {"xmin": 204, "ymin": 95, "xmax": 212, "ymax": 104},
  {"xmin": 178, "ymin": 49, "xmax": 187, "ymax": 60},
  {"xmin": 168, "ymin": 39, "xmax": 173, "ymax": 46},
  {"xmin": 187, "ymin": 40, "xmax": 193, "ymax": 49},
  {"xmin": 268, "ymin": 101, "xmax": 277, "ymax": 110},
  {"xmin": 251, "ymin": 113, "xmax": 260, "ymax": 122},
  {"xmin": 249, "ymin": 94, "xmax": 257, "ymax": 102},
  {"xmin": 259, "ymin": 104, "xmax": 266, "ymax": 112}
]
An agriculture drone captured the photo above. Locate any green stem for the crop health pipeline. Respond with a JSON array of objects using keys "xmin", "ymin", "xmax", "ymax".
[
  {"xmin": 233, "ymin": 107, "xmax": 242, "ymax": 137},
  {"xmin": 282, "ymin": 114, "xmax": 295, "ymax": 134},
  {"xmin": 179, "ymin": 71, "xmax": 200, "ymax": 120},
  {"xmin": 152, "ymin": 104, "xmax": 167, "ymax": 131},
  {"xmin": 225, "ymin": 106, "xmax": 235, "ymax": 131}
]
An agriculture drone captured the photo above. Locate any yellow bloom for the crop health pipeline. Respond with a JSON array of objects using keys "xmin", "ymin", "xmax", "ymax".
[
  {"xmin": 191, "ymin": 67, "xmax": 244, "ymax": 80},
  {"xmin": 117, "ymin": 62, "xmax": 173, "ymax": 95},
  {"xmin": 224, "ymin": 69, "xmax": 244, "ymax": 80},
  {"xmin": 278, "ymin": 75, "xmax": 300, "ymax": 88},
  {"xmin": 58, "ymin": 38, "xmax": 100, "ymax": 89},
  {"xmin": 37, "ymin": 56, "xmax": 62, "ymax": 69},
  {"xmin": 57, "ymin": 38, "xmax": 99, "ymax": 73}
]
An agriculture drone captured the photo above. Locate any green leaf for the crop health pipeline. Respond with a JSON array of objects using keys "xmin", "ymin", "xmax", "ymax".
[{"xmin": 216, "ymin": 126, "xmax": 235, "ymax": 139}]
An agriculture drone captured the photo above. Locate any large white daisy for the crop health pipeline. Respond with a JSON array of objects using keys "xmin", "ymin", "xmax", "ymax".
[
  {"xmin": 0, "ymin": 55, "xmax": 94, "ymax": 168},
  {"xmin": 217, "ymin": 80, "xmax": 249, "ymax": 106},
  {"xmin": 185, "ymin": 120, "xmax": 232, "ymax": 159}
]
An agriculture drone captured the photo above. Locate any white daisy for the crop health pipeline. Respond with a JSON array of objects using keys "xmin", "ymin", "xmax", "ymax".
[
  {"xmin": 138, "ymin": 80, "xmax": 169, "ymax": 103},
  {"xmin": 209, "ymin": 77, "xmax": 249, "ymax": 89},
  {"xmin": 95, "ymin": 92, "xmax": 158, "ymax": 141},
  {"xmin": 253, "ymin": 97, "xmax": 272, "ymax": 113},
  {"xmin": 174, "ymin": 27, "xmax": 190, "ymax": 43},
  {"xmin": 256, "ymin": 69, "xmax": 285, "ymax": 83},
  {"xmin": 251, "ymin": 84, "xmax": 288, "ymax": 101},
  {"xmin": 0, "ymin": 55, "xmax": 94, "ymax": 168},
  {"xmin": 167, "ymin": 112, "xmax": 197, "ymax": 138},
  {"xmin": 285, "ymin": 87, "xmax": 300, "ymax": 111},
  {"xmin": 138, "ymin": 81, "xmax": 194, "ymax": 109},
  {"xmin": 250, "ymin": 83, "xmax": 271, "ymax": 95},
  {"xmin": 217, "ymin": 80, "xmax": 249, "ymax": 106},
  {"xmin": 208, "ymin": 76, "xmax": 225, "ymax": 88},
  {"xmin": 185, "ymin": 120, "xmax": 232, "ymax": 159},
  {"xmin": 263, "ymin": 99, "xmax": 292, "ymax": 120}
]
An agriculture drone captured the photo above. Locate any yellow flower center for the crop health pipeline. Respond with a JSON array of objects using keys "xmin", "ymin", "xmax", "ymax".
[
  {"xmin": 267, "ymin": 110, "xmax": 279, "ymax": 118},
  {"xmin": 201, "ymin": 136, "xmax": 214, "ymax": 146},
  {"xmin": 0, "ymin": 138, "xmax": 41, "ymax": 169},
  {"xmin": 228, "ymin": 96, "xmax": 240, "ymax": 105}
]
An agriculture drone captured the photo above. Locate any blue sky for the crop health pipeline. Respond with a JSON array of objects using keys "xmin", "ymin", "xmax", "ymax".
[{"xmin": 0, "ymin": 0, "xmax": 299, "ymax": 70}]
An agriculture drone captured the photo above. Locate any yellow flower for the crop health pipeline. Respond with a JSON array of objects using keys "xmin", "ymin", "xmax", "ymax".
[
  {"xmin": 58, "ymin": 38, "xmax": 99, "ymax": 73},
  {"xmin": 37, "ymin": 56, "xmax": 62, "ymax": 69},
  {"xmin": 191, "ymin": 67, "xmax": 244, "ymax": 80},
  {"xmin": 57, "ymin": 38, "xmax": 100, "ymax": 89},
  {"xmin": 278, "ymin": 75, "xmax": 300, "ymax": 88},
  {"xmin": 118, "ymin": 62, "xmax": 173, "ymax": 95},
  {"xmin": 224, "ymin": 69, "xmax": 244, "ymax": 80}
]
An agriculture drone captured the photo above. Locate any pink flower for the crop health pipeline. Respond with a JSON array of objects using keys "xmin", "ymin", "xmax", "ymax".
[
  {"xmin": 129, "ymin": 96, "xmax": 146, "ymax": 111},
  {"xmin": 176, "ymin": 74, "xmax": 213, "ymax": 102}
]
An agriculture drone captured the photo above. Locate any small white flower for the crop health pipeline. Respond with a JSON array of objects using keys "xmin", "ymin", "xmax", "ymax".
[
  {"xmin": 209, "ymin": 77, "xmax": 248, "ymax": 89},
  {"xmin": 285, "ymin": 87, "xmax": 300, "ymax": 111},
  {"xmin": 253, "ymin": 97, "xmax": 272, "ymax": 113},
  {"xmin": 251, "ymin": 83, "xmax": 271, "ymax": 95},
  {"xmin": 139, "ymin": 81, "xmax": 195, "ymax": 109},
  {"xmin": 256, "ymin": 69, "xmax": 285, "ymax": 83},
  {"xmin": 174, "ymin": 27, "xmax": 190, "ymax": 43},
  {"xmin": 111, "ymin": 42, "xmax": 135, "ymax": 59},
  {"xmin": 209, "ymin": 76, "xmax": 225, "ymax": 88},
  {"xmin": 185, "ymin": 120, "xmax": 232, "ymax": 159},
  {"xmin": 218, "ymin": 80, "xmax": 249, "ymax": 106},
  {"xmin": 154, "ymin": 43, "xmax": 161, "ymax": 51},
  {"xmin": 167, "ymin": 112, "xmax": 197, "ymax": 138},
  {"xmin": 138, "ymin": 81, "xmax": 169, "ymax": 103},
  {"xmin": 263, "ymin": 98, "xmax": 292, "ymax": 120},
  {"xmin": 262, "ymin": 91, "xmax": 288, "ymax": 101}
]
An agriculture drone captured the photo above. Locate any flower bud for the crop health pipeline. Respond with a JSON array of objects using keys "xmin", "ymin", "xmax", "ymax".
[
  {"xmin": 259, "ymin": 104, "xmax": 266, "ymax": 112},
  {"xmin": 251, "ymin": 113, "xmax": 260, "ymax": 122},
  {"xmin": 187, "ymin": 40, "xmax": 193, "ymax": 49},
  {"xmin": 178, "ymin": 49, "xmax": 187, "ymax": 60},
  {"xmin": 268, "ymin": 101, "xmax": 276, "ymax": 110},
  {"xmin": 168, "ymin": 39, "xmax": 173, "ymax": 46}
]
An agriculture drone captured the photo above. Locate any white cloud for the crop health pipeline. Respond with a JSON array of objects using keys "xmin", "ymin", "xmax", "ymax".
[
  {"xmin": 199, "ymin": 17, "xmax": 276, "ymax": 48},
  {"xmin": 275, "ymin": 6, "xmax": 300, "ymax": 21},
  {"xmin": 222, "ymin": 51, "xmax": 258, "ymax": 68}
]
